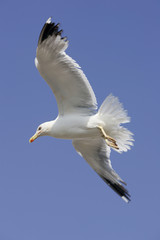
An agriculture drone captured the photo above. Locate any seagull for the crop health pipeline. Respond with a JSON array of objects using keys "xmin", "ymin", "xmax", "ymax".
[{"xmin": 29, "ymin": 17, "xmax": 134, "ymax": 203}]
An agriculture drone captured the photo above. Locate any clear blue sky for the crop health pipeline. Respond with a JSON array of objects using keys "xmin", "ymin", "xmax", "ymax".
[{"xmin": 0, "ymin": 0, "xmax": 160, "ymax": 239}]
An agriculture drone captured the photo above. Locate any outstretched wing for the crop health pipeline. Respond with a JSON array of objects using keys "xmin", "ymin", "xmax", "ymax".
[
  {"xmin": 35, "ymin": 18, "xmax": 97, "ymax": 116},
  {"xmin": 72, "ymin": 138, "xmax": 131, "ymax": 202}
]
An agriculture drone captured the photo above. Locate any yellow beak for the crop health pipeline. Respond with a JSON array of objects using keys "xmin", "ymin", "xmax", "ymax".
[{"xmin": 29, "ymin": 133, "xmax": 39, "ymax": 143}]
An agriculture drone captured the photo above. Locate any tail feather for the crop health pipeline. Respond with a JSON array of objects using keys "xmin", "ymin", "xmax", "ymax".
[
  {"xmin": 99, "ymin": 94, "xmax": 129, "ymax": 123},
  {"xmin": 99, "ymin": 174, "xmax": 131, "ymax": 203},
  {"xmin": 98, "ymin": 94, "xmax": 134, "ymax": 152}
]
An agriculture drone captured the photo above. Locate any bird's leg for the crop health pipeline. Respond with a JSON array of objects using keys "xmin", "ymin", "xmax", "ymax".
[{"xmin": 97, "ymin": 126, "xmax": 119, "ymax": 150}]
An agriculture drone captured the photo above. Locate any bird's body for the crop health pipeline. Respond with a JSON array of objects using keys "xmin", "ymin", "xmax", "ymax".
[
  {"xmin": 30, "ymin": 18, "xmax": 134, "ymax": 203},
  {"xmin": 56, "ymin": 116, "xmax": 89, "ymax": 139},
  {"xmin": 44, "ymin": 116, "xmax": 99, "ymax": 139}
]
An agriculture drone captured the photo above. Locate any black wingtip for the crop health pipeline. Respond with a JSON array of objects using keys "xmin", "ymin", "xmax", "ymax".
[
  {"xmin": 100, "ymin": 175, "xmax": 131, "ymax": 203},
  {"xmin": 38, "ymin": 18, "xmax": 66, "ymax": 45}
]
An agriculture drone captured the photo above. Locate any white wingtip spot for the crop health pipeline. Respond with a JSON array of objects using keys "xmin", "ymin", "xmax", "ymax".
[
  {"xmin": 46, "ymin": 17, "xmax": 52, "ymax": 24},
  {"xmin": 122, "ymin": 196, "xmax": 129, "ymax": 203}
]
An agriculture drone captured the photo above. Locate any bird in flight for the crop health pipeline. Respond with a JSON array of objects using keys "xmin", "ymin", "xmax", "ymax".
[{"xmin": 29, "ymin": 18, "xmax": 134, "ymax": 203}]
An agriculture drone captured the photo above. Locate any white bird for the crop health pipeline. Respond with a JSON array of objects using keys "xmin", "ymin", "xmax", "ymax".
[{"xmin": 29, "ymin": 17, "xmax": 134, "ymax": 203}]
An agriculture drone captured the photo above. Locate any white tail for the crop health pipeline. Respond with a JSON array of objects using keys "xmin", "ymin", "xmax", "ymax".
[{"xmin": 98, "ymin": 94, "xmax": 134, "ymax": 152}]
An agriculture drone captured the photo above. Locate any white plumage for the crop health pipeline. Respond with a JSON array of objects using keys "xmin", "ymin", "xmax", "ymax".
[{"xmin": 29, "ymin": 18, "xmax": 134, "ymax": 202}]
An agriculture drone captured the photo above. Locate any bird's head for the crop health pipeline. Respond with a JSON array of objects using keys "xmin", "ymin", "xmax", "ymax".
[{"xmin": 29, "ymin": 122, "xmax": 50, "ymax": 143}]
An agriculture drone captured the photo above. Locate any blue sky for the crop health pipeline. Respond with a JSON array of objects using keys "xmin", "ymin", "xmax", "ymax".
[{"xmin": 0, "ymin": 0, "xmax": 160, "ymax": 239}]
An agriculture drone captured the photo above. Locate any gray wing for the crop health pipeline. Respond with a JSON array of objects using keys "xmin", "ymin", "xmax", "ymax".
[
  {"xmin": 35, "ymin": 18, "xmax": 97, "ymax": 116},
  {"xmin": 73, "ymin": 138, "xmax": 131, "ymax": 202}
]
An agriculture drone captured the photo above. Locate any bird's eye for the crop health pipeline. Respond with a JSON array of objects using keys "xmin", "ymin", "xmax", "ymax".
[{"xmin": 38, "ymin": 126, "xmax": 42, "ymax": 131}]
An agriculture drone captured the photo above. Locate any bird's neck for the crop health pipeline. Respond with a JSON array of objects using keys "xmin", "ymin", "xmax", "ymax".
[{"xmin": 44, "ymin": 119, "xmax": 58, "ymax": 137}]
